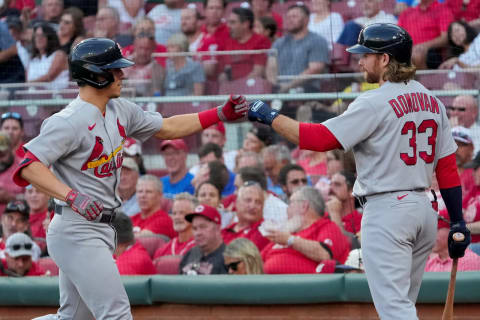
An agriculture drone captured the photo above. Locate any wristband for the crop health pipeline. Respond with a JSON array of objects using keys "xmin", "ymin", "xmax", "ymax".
[
  {"xmin": 198, "ymin": 108, "xmax": 220, "ymax": 129},
  {"xmin": 287, "ymin": 235, "xmax": 297, "ymax": 247}
]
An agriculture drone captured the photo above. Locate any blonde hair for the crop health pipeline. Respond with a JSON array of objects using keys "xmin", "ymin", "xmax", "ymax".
[
  {"xmin": 383, "ymin": 59, "xmax": 417, "ymax": 83},
  {"xmin": 223, "ymin": 238, "xmax": 264, "ymax": 274},
  {"xmin": 167, "ymin": 33, "xmax": 189, "ymax": 52}
]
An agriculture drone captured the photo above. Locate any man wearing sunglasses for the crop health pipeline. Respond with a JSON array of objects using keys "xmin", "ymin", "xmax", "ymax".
[
  {"xmin": 0, "ymin": 112, "xmax": 25, "ymax": 158},
  {"xmin": 13, "ymin": 38, "xmax": 247, "ymax": 320},
  {"xmin": 0, "ymin": 232, "xmax": 44, "ymax": 277},
  {"xmin": 448, "ymin": 95, "xmax": 480, "ymax": 154},
  {"xmin": 278, "ymin": 163, "xmax": 308, "ymax": 202}
]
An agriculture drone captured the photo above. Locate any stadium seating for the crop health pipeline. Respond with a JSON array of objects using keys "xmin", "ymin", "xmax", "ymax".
[
  {"xmin": 137, "ymin": 236, "xmax": 169, "ymax": 258},
  {"xmin": 154, "ymin": 255, "xmax": 182, "ymax": 274},
  {"xmin": 37, "ymin": 257, "xmax": 59, "ymax": 276},
  {"xmin": 417, "ymin": 71, "xmax": 478, "ymax": 90},
  {"xmin": 218, "ymin": 77, "xmax": 272, "ymax": 95}
]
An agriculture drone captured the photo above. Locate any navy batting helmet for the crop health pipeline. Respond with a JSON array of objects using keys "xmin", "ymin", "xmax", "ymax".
[
  {"xmin": 346, "ymin": 23, "xmax": 413, "ymax": 66},
  {"xmin": 69, "ymin": 38, "xmax": 134, "ymax": 89}
]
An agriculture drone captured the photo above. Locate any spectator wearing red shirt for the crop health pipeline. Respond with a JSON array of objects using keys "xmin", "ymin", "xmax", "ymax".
[
  {"xmin": 222, "ymin": 182, "xmax": 270, "ymax": 251},
  {"xmin": 425, "ymin": 210, "xmax": 480, "ymax": 272},
  {"xmin": 198, "ymin": 0, "xmax": 229, "ymax": 78},
  {"xmin": 131, "ymin": 175, "xmax": 176, "ymax": 239},
  {"xmin": 153, "ymin": 193, "xmax": 197, "ymax": 259},
  {"xmin": 451, "ymin": 126, "xmax": 475, "ymax": 197},
  {"xmin": 1, "ymin": 112, "xmax": 24, "ymax": 159},
  {"xmin": 445, "ymin": 0, "xmax": 480, "ymax": 28},
  {"xmin": 462, "ymin": 152, "xmax": 480, "ymax": 255},
  {"xmin": 122, "ymin": 20, "xmax": 166, "ymax": 97},
  {"xmin": 219, "ymin": 7, "xmax": 271, "ymax": 81},
  {"xmin": 249, "ymin": 0, "xmax": 283, "ymax": 37},
  {"xmin": 122, "ymin": 17, "xmax": 167, "ymax": 67},
  {"xmin": 113, "ymin": 212, "xmax": 156, "ymax": 275},
  {"xmin": 261, "ymin": 187, "xmax": 350, "ymax": 274},
  {"xmin": 0, "ymin": 233, "xmax": 44, "ymax": 277},
  {"xmin": 398, "ymin": 0, "xmax": 454, "ymax": 69},
  {"xmin": 24, "ymin": 185, "xmax": 50, "ymax": 252},
  {"xmin": 326, "ymin": 171, "xmax": 362, "ymax": 249}
]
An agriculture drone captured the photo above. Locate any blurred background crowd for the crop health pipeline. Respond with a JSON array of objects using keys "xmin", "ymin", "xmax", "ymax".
[{"xmin": 0, "ymin": 0, "xmax": 479, "ymax": 277}]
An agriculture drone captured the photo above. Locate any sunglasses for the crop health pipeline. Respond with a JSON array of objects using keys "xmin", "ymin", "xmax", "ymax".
[
  {"xmin": 243, "ymin": 180, "xmax": 261, "ymax": 187},
  {"xmin": 10, "ymin": 243, "xmax": 33, "ymax": 251},
  {"xmin": 1, "ymin": 112, "xmax": 22, "ymax": 121},
  {"xmin": 5, "ymin": 201, "xmax": 29, "ymax": 215},
  {"xmin": 289, "ymin": 178, "xmax": 307, "ymax": 185},
  {"xmin": 225, "ymin": 260, "xmax": 242, "ymax": 271},
  {"xmin": 447, "ymin": 106, "xmax": 466, "ymax": 112}
]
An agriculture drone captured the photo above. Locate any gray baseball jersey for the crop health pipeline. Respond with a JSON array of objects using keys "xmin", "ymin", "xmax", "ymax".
[
  {"xmin": 25, "ymin": 97, "xmax": 163, "ymax": 208},
  {"xmin": 323, "ymin": 80, "xmax": 457, "ymax": 196}
]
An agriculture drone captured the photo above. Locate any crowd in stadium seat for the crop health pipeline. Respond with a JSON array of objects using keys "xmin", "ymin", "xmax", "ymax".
[{"xmin": 0, "ymin": 0, "xmax": 479, "ymax": 279}]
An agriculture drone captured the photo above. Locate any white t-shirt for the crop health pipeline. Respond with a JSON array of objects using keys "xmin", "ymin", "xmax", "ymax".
[
  {"xmin": 308, "ymin": 12, "xmax": 344, "ymax": 51},
  {"xmin": 147, "ymin": 4, "xmax": 182, "ymax": 45},
  {"xmin": 458, "ymin": 34, "xmax": 480, "ymax": 67},
  {"xmin": 26, "ymin": 52, "xmax": 69, "ymax": 90},
  {"xmin": 107, "ymin": 0, "xmax": 145, "ymax": 27},
  {"xmin": 354, "ymin": 11, "xmax": 397, "ymax": 27}
]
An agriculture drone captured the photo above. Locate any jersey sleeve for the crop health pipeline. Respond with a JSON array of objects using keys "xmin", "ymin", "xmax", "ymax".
[
  {"xmin": 322, "ymin": 96, "xmax": 380, "ymax": 151},
  {"xmin": 23, "ymin": 115, "xmax": 78, "ymax": 166},
  {"xmin": 119, "ymin": 98, "xmax": 164, "ymax": 142}
]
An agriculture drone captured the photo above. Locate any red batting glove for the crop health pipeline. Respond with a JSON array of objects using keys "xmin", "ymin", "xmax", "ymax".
[
  {"xmin": 65, "ymin": 190, "xmax": 103, "ymax": 221},
  {"xmin": 217, "ymin": 95, "xmax": 248, "ymax": 122}
]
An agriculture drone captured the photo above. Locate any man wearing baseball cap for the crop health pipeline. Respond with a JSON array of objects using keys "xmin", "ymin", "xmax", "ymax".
[
  {"xmin": 425, "ymin": 210, "xmax": 480, "ymax": 272},
  {"xmin": 0, "ymin": 233, "xmax": 45, "ymax": 276},
  {"xmin": 178, "ymin": 204, "xmax": 228, "ymax": 275},
  {"xmin": 119, "ymin": 157, "xmax": 141, "ymax": 217},
  {"xmin": 160, "ymin": 139, "xmax": 195, "ymax": 199},
  {"xmin": 123, "ymin": 138, "xmax": 146, "ymax": 175},
  {"xmin": 451, "ymin": 126, "xmax": 475, "ymax": 196}
]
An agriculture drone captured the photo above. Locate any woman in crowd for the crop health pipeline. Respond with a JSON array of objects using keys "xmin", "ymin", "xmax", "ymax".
[
  {"xmin": 26, "ymin": 22, "xmax": 69, "ymax": 90},
  {"xmin": 254, "ymin": 16, "xmax": 277, "ymax": 43},
  {"xmin": 308, "ymin": 0, "xmax": 344, "ymax": 51},
  {"xmin": 223, "ymin": 238, "xmax": 264, "ymax": 274},
  {"xmin": 439, "ymin": 20, "xmax": 478, "ymax": 69},
  {"xmin": 163, "ymin": 33, "xmax": 205, "ymax": 96},
  {"xmin": 101, "ymin": 0, "xmax": 145, "ymax": 34},
  {"xmin": 195, "ymin": 180, "xmax": 234, "ymax": 228},
  {"xmin": 57, "ymin": 7, "xmax": 85, "ymax": 55}
]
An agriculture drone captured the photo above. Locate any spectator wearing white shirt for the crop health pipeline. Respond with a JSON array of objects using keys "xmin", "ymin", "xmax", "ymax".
[
  {"xmin": 307, "ymin": 0, "xmax": 344, "ymax": 51},
  {"xmin": 148, "ymin": 0, "xmax": 185, "ymax": 45}
]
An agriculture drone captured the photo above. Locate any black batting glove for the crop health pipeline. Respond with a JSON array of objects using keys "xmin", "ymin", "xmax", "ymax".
[
  {"xmin": 248, "ymin": 100, "xmax": 280, "ymax": 126},
  {"xmin": 448, "ymin": 221, "xmax": 471, "ymax": 259}
]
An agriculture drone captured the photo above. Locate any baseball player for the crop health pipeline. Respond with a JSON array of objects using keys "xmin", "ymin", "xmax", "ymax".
[
  {"xmin": 247, "ymin": 24, "xmax": 471, "ymax": 319},
  {"xmin": 12, "ymin": 38, "xmax": 247, "ymax": 320}
]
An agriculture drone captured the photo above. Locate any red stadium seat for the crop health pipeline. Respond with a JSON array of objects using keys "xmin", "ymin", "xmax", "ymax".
[
  {"xmin": 218, "ymin": 77, "xmax": 272, "ymax": 95},
  {"xmin": 137, "ymin": 236, "xmax": 168, "ymax": 259},
  {"xmin": 417, "ymin": 71, "xmax": 478, "ymax": 90},
  {"xmin": 154, "ymin": 255, "xmax": 182, "ymax": 274},
  {"xmin": 37, "ymin": 257, "xmax": 59, "ymax": 276}
]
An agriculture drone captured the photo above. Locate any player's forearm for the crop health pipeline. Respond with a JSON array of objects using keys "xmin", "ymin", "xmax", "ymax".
[
  {"xmin": 21, "ymin": 162, "xmax": 71, "ymax": 201},
  {"xmin": 466, "ymin": 221, "xmax": 480, "ymax": 235},
  {"xmin": 272, "ymin": 115, "xmax": 300, "ymax": 145},
  {"xmin": 292, "ymin": 237, "xmax": 331, "ymax": 262},
  {"xmin": 155, "ymin": 113, "xmax": 203, "ymax": 140}
]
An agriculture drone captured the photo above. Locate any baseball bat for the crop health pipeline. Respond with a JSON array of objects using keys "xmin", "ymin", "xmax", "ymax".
[{"xmin": 441, "ymin": 232, "xmax": 464, "ymax": 320}]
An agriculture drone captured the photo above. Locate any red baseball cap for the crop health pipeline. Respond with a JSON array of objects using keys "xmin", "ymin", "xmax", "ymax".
[
  {"xmin": 160, "ymin": 139, "xmax": 188, "ymax": 152},
  {"xmin": 437, "ymin": 210, "xmax": 450, "ymax": 230},
  {"xmin": 208, "ymin": 122, "xmax": 226, "ymax": 136},
  {"xmin": 185, "ymin": 204, "xmax": 221, "ymax": 225},
  {"xmin": 123, "ymin": 138, "xmax": 142, "ymax": 156}
]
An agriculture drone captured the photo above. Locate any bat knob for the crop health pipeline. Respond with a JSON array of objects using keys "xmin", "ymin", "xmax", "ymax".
[{"xmin": 452, "ymin": 232, "xmax": 465, "ymax": 242}]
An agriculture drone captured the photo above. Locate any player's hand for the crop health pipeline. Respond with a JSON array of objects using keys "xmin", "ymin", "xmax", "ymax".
[
  {"xmin": 65, "ymin": 190, "xmax": 103, "ymax": 221},
  {"xmin": 217, "ymin": 95, "xmax": 248, "ymax": 122},
  {"xmin": 248, "ymin": 100, "xmax": 279, "ymax": 126},
  {"xmin": 448, "ymin": 221, "xmax": 471, "ymax": 259}
]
